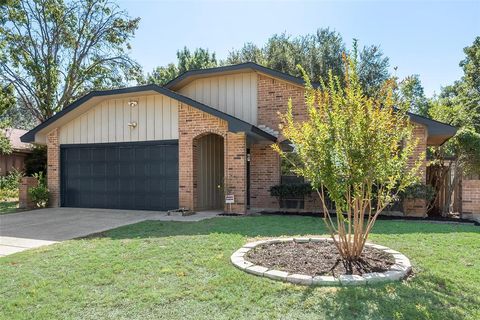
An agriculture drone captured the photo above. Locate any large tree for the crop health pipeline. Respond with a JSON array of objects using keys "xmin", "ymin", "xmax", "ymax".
[
  {"xmin": 226, "ymin": 29, "xmax": 389, "ymax": 94},
  {"xmin": 0, "ymin": 0, "xmax": 140, "ymax": 122}
]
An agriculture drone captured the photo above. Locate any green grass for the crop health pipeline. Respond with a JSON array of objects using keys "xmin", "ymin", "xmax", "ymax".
[
  {"xmin": 0, "ymin": 200, "xmax": 19, "ymax": 214},
  {"xmin": 0, "ymin": 216, "xmax": 479, "ymax": 320}
]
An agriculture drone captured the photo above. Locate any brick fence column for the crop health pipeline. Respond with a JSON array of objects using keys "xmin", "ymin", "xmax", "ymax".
[
  {"xmin": 47, "ymin": 128, "xmax": 60, "ymax": 207},
  {"xmin": 18, "ymin": 176, "xmax": 39, "ymax": 209}
]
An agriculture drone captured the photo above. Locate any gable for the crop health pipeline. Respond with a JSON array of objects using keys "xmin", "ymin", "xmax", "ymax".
[
  {"xmin": 59, "ymin": 94, "xmax": 179, "ymax": 144},
  {"xmin": 178, "ymin": 72, "xmax": 258, "ymax": 125}
]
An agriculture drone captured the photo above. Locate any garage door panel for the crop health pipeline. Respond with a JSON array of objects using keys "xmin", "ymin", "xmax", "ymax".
[{"xmin": 61, "ymin": 141, "xmax": 178, "ymax": 211}]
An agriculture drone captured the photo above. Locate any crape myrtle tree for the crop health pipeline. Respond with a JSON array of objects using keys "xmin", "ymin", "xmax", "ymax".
[{"xmin": 274, "ymin": 55, "xmax": 422, "ymax": 262}]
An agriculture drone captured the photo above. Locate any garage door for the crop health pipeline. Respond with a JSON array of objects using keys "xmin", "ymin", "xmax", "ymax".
[{"xmin": 60, "ymin": 141, "xmax": 178, "ymax": 211}]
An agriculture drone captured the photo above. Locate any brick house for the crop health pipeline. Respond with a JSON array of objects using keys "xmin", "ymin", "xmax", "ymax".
[
  {"xmin": 21, "ymin": 62, "xmax": 457, "ymax": 215},
  {"xmin": 1, "ymin": 128, "xmax": 32, "ymax": 176}
]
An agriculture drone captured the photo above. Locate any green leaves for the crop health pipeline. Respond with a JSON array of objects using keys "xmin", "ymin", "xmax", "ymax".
[
  {"xmin": 0, "ymin": 0, "xmax": 141, "ymax": 122},
  {"xmin": 275, "ymin": 55, "xmax": 422, "ymax": 259}
]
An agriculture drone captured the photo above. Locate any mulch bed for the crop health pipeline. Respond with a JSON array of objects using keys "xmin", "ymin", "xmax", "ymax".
[
  {"xmin": 245, "ymin": 240, "xmax": 395, "ymax": 277},
  {"xmin": 259, "ymin": 211, "xmax": 479, "ymax": 225}
]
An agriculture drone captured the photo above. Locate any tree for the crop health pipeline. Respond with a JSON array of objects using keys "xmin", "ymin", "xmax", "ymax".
[
  {"xmin": 399, "ymin": 74, "xmax": 429, "ymax": 116},
  {"xmin": 274, "ymin": 57, "xmax": 421, "ymax": 262},
  {"xmin": 426, "ymin": 37, "xmax": 480, "ymax": 214},
  {"xmin": 0, "ymin": 0, "xmax": 140, "ymax": 122},
  {"xmin": 143, "ymin": 47, "xmax": 217, "ymax": 86},
  {"xmin": 176, "ymin": 47, "xmax": 217, "ymax": 74},
  {"xmin": 0, "ymin": 84, "xmax": 14, "ymax": 154},
  {"xmin": 357, "ymin": 44, "xmax": 390, "ymax": 97},
  {"xmin": 144, "ymin": 63, "xmax": 179, "ymax": 86},
  {"xmin": 225, "ymin": 42, "xmax": 265, "ymax": 65}
]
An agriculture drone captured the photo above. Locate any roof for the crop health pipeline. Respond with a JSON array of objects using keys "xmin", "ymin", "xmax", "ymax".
[
  {"xmin": 20, "ymin": 84, "xmax": 277, "ymax": 143},
  {"xmin": 4, "ymin": 128, "xmax": 33, "ymax": 152},
  {"xmin": 407, "ymin": 112, "xmax": 457, "ymax": 145},
  {"xmin": 165, "ymin": 62, "xmax": 456, "ymax": 145},
  {"xmin": 21, "ymin": 62, "xmax": 457, "ymax": 146},
  {"xmin": 164, "ymin": 62, "xmax": 318, "ymax": 90}
]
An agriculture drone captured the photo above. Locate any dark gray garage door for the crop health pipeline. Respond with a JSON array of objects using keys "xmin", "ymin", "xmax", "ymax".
[{"xmin": 60, "ymin": 140, "xmax": 178, "ymax": 211}]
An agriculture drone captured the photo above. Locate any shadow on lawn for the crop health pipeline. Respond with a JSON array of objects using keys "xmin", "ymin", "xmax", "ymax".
[
  {"xmin": 295, "ymin": 273, "xmax": 465, "ymax": 319},
  {"xmin": 90, "ymin": 215, "xmax": 478, "ymax": 240}
]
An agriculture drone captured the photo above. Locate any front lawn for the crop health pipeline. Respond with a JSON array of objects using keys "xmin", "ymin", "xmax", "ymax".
[{"xmin": 0, "ymin": 215, "xmax": 478, "ymax": 319}]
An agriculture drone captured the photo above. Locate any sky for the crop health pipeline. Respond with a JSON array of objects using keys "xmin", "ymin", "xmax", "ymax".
[{"xmin": 118, "ymin": 0, "xmax": 480, "ymax": 97}]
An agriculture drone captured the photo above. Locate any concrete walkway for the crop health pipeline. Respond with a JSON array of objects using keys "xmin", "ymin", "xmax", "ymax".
[{"xmin": 0, "ymin": 207, "xmax": 220, "ymax": 257}]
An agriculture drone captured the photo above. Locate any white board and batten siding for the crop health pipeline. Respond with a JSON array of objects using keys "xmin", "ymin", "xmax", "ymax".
[
  {"xmin": 59, "ymin": 94, "xmax": 179, "ymax": 144},
  {"xmin": 178, "ymin": 72, "xmax": 258, "ymax": 125}
]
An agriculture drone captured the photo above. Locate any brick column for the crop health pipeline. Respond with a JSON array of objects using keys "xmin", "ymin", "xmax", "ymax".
[
  {"xmin": 249, "ymin": 143, "xmax": 280, "ymax": 210},
  {"xmin": 47, "ymin": 128, "xmax": 60, "ymax": 207},
  {"xmin": 404, "ymin": 123, "xmax": 428, "ymax": 217},
  {"xmin": 224, "ymin": 132, "xmax": 247, "ymax": 213},
  {"xmin": 18, "ymin": 176, "xmax": 39, "ymax": 209}
]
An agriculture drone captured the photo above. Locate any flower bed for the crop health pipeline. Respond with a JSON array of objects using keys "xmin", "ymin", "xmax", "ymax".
[{"xmin": 231, "ymin": 237, "xmax": 412, "ymax": 286}]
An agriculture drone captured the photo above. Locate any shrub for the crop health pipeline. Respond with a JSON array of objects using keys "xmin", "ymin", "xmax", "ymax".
[
  {"xmin": 269, "ymin": 183, "xmax": 313, "ymax": 198},
  {"xmin": 273, "ymin": 55, "xmax": 422, "ymax": 262},
  {"xmin": 28, "ymin": 172, "xmax": 49, "ymax": 208},
  {"xmin": 24, "ymin": 145, "xmax": 47, "ymax": 176},
  {"xmin": 400, "ymin": 183, "xmax": 436, "ymax": 202},
  {"xmin": 0, "ymin": 169, "xmax": 23, "ymax": 201}
]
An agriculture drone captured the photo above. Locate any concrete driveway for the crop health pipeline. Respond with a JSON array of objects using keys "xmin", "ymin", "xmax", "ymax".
[{"xmin": 0, "ymin": 207, "xmax": 219, "ymax": 257}]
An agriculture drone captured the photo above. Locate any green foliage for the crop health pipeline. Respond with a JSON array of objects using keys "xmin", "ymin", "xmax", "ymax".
[
  {"xmin": 24, "ymin": 145, "xmax": 47, "ymax": 176},
  {"xmin": 280, "ymin": 152, "xmax": 302, "ymax": 176},
  {"xmin": 143, "ymin": 47, "xmax": 217, "ymax": 86},
  {"xmin": 28, "ymin": 172, "xmax": 49, "ymax": 208},
  {"xmin": 399, "ymin": 183, "xmax": 436, "ymax": 202},
  {"xmin": 399, "ymin": 74, "xmax": 430, "ymax": 116},
  {"xmin": 0, "ymin": 169, "xmax": 23, "ymax": 200},
  {"xmin": 0, "ymin": 84, "xmax": 14, "ymax": 153},
  {"xmin": 0, "ymin": 100, "xmax": 38, "ymax": 130},
  {"xmin": 274, "ymin": 56, "xmax": 422, "ymax": 260},
  {"xmin": 144, "ymin": 28, "xmax": 390, "ymax": 93},
  {"xmin": 269, "ymin": 183, "xmax": 313, "ymax": 198},
  {"xmin": 226, "ymin": 29, "xmax": 390, "ymax": 95},
  {"xmin": 0, "ymin": 0, "xmax": 141, "ymax": 122}
]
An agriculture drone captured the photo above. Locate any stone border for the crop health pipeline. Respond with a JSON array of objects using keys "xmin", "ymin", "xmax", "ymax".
[{"xmin": 230, "ymin": 237, "xmax": 412, "ymax": 286}]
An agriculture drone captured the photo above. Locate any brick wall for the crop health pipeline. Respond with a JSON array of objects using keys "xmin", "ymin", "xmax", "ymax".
[
  {"xmin": 18, "ymin": 176, "xmax": 38, "ymax": 209},
  {"xmin": 257, "ymin": 74, "xmax": 307, "ymax": 132},
  {"xmin": 461, "ymin": 178, "xmax": 480, "ymax": 222},
  {"xmin": 249, "ymin": 143, "xmax": 280, "ymax": 209},
  {"xmin": 178, "ymin": 103, "xmax": 247, "ymax": 213},
  {"xmin": 403, "ymin": 123, "xmax": 428, "ymax": 217},
  {"xmin": 256, "ymin": 73, "xmax": 429, "ymax": 215},
  {"xmin": 46, "ymin": 128, "xmax": 60, "ymax": 207}
]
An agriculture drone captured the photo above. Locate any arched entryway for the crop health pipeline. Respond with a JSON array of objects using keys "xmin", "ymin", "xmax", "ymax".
[{"xmin": 194, "ymin": 133, "xmax": 225, "ymax": 210}]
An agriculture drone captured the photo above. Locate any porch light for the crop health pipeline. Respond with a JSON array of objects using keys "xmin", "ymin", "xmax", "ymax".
[{"xmin": 128, "ymin": 100, "xmax": 138, "ymax": 107}]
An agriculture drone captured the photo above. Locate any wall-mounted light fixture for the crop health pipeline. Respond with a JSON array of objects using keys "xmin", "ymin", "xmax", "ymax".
[
  {"xmin": 128, "ymin": 100, "xmax": 138, "ymax": 107},
  {"xmin": 127, "ymin": 122, "xmax": 137, "ymax": 129}
]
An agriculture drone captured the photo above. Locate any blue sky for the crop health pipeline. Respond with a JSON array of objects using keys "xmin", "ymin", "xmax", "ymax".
[{"xmin": 119, "ymin": 0, "xmax": 480, "ymax": 97}]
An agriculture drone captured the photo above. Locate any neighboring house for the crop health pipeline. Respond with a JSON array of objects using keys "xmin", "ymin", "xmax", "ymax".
[
  {"xmin": 21, "ymin": 62, "xmax": 457, "ymax": 215},
  {"xmin": 1, "ymin": 128, "xmax": 32, "ymax": 175}
]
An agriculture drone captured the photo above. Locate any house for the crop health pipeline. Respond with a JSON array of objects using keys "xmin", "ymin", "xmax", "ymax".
[
  {"xmin": 1, "ymin": 128, "xmax": 32, "ymax": 176},
  {"xmin": 21, "ymin": 62, "xmax": 457, "ymax": 215}
]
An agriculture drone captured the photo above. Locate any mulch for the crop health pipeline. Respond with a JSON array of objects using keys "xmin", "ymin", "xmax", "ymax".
[
  {"xmin": 259, "ymin": 211, "xmax": 479, "ymax": 226},
  {"xmin": 245, "ymin": 240, "xmax": 395, "ymax": 277}
]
